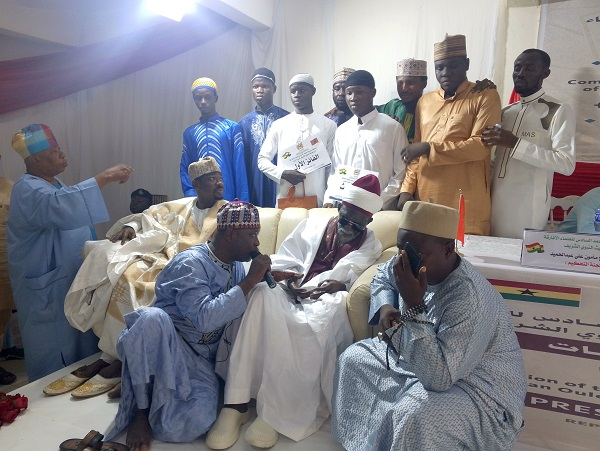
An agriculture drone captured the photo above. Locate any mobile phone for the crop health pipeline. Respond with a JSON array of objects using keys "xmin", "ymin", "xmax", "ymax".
[{"xmin": 403, "ymin": 242, "xmax": 422, "ymax": 278}]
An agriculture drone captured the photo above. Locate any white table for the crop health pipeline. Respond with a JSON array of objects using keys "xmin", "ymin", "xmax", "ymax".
[{"xmin": 462, "ymin": 235, "xmax": 600, "ymax": 451}]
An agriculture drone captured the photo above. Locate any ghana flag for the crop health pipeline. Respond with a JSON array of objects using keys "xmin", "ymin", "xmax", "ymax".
[{"xmin": 488, "ymin": 279, "xmax": 580, "ymax": 307}]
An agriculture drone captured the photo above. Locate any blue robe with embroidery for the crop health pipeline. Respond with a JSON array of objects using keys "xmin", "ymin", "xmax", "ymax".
[
  {"xmin": 239, "ymin": 105, "xmax": 289, "ymax": 207},
  {"xmin": 180, "ymin": 114, "xmax": 249, "ymax": 202},
  {"xmin": 108, "ymin": 243, "xmax": 247, "ymax": 443},
  {"xmin": 7, "ymin": 175, "xmax": 107, "ymax": 381}
]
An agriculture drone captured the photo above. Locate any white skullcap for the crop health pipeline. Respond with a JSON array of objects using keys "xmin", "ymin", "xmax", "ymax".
[{"xmin": 289, "ymin": 73, "xmax": 315, "ymax": 87}]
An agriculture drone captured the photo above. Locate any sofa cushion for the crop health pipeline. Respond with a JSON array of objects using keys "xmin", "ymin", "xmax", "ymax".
[
  {"xmin": 366, "ymin": 211, "xmax": 402, "ymax": 251},
  {"xmin": 275, "ymin": 208, "xmax": 311, "ymax": 250},
  {"xmin": 256, "ymin": 208, "xmax": 282, "ymax": 255},
  {"xmin": 346, "ymin": 248, "xmax": 397, "ymax": 341}
]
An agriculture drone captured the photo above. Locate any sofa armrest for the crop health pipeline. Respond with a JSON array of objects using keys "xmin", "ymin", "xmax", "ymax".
[{"xmin": 346, "ymin": 248, "xmax": 396, "ymax": 342}]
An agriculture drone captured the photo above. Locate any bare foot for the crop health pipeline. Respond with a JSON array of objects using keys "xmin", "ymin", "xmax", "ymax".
[
  {"xmin": 107, "ymin": 382, "xmax": 121, "ymax": 399},
  {"xmin": 71, "ymin": 359, "xmax": 110, "ymax": 378},
  {"xmin": 98, "ymin": 360, "xmax": 122, "ymax": 379},
  {"xmin": 127, "ymin": 408, "xmax": 153, "ymax": 451}
]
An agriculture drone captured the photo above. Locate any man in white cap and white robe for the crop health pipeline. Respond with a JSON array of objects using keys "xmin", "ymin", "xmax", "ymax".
[
  {"xmin": 331, "ymin": 201, "xmax": 526, "ymax": 450},
  {"xmin": 206, "ymin": 175, "xmax": 383, "ymax": 449},
  {"xmin": 258, "ymin": 73, "xmax": 336, "ymax": 206}
]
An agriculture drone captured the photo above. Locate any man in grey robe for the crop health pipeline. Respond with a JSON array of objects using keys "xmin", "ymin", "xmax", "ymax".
[{"xmin": 331, "ymin": 201, "xmax": 527, "ymax": 450}]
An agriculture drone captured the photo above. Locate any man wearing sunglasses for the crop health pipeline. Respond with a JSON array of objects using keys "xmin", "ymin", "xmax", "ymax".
[{"xmin": 206, "ymin": 175, "xmax": 383, "ymax": 449}]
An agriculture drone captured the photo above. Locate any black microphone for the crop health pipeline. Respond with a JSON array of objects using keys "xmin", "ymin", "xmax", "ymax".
[{"xmin": 250, "ymin": 250, "xmax": 277, "ymax": 289}]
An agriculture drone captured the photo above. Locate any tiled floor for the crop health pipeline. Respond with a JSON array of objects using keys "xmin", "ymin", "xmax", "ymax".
[
  {"xmin": 0, "ymin": 357, "xmax": 27, "ymax": 393},
  {"xmin": 2, "ymin": 353, "xmax": 551, "ymax": 451}
]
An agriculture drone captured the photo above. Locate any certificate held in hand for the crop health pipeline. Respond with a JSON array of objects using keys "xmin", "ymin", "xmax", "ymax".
[{"xmin": 278, "ymin": 135, "xmax": 331, "ymax": 174}]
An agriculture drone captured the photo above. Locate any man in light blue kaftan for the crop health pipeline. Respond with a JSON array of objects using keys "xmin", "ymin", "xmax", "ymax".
[
  {"xmin": 180, "ymin": 77, "xmax": 249, "ymax": 202},
  {"xmin": 331, "ymin": 201, "xmax": 527, "ymax": 451},
  {"xmin": 239, "ymin": 68, "xmax": 289, "ymax": 207},
  {"xmin": 7, "ymin": 123, "xmax": 133, "ymax": 381},
  {"xmin": 108, "ymin": 201, "xmax": 271, "ymax": 451}
]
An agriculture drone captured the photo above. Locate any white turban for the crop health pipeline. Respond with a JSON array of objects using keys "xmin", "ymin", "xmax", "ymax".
[
  {"xmin": 341, "ymin": 174, "xmax": 383, "ymax": 216},
  {"xmin": 289, "ymin": 73, "xmax": 315, "ymax": 87}
]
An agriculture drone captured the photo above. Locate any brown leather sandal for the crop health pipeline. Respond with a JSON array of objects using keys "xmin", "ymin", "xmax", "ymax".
[{"xmin": 59, "ymin": 430, "xmax": 130, "ymax": 451}]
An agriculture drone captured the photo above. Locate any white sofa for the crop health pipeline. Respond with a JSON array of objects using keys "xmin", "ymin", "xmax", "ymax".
[{"xmin": 256, "ymin": 207, "xmax": 403, "ymax": 341}]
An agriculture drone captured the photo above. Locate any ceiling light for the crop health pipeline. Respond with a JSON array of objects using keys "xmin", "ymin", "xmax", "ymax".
[{"xmin": 145, "ymin": 0, "xmax": 196, "ymax": 22}]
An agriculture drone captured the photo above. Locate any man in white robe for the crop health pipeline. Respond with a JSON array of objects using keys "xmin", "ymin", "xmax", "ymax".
[
  {"xmin": 206, "ymin": 175, "xmax": 383, "ymax": 449},
  {"xmin": 258, "ymin": 73, "xmax": 336, "ymax": 207},
  {"xmin": 46, "ymin": 157, "xmax": 226, "ymax": 397},
  {"xmin": 323, "ymin": 70, "xmax": 408, "ymax": 209},
  {"xmin": 484, "ymin": 49, "xmax": 576, "ymax": 239}
]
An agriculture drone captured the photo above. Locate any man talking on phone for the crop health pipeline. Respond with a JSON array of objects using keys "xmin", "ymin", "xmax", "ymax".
[
  {"xmin": 206, "ymin": 175, "xmax": 383, "ymax": 449},
  {"xmin": 331, "ymin": 201, "xmax": 527, "ymax": 451}
]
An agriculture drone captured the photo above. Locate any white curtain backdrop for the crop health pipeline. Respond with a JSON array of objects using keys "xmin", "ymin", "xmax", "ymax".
[
  {"xmin": 539, "ymin": 0, "xmax": 600, "ymax": 162},
  {"xmin": 252, "ymin": 0, "xmax": 508, "ymax": 115},
  {"xmin": 0, "ymin": 0, "xmax": 508, "ymax": 236},
  {"xmin": 0, "ymin": 26, "xmax": 254, "ymax": 235}
]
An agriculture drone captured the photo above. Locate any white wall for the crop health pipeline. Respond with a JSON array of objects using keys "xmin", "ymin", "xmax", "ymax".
[
  {"xmin": 0, "ymin": 0, "xmax": 544, "ymax": 235},
  {"xmin": 502, "ymin": 2, "xmax": 542, "ymax": 102}
]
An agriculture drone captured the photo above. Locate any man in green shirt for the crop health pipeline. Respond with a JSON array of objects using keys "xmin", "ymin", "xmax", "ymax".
[{"xmin": 376, "ymin": 59, "xmax": 428, "ymax": 143}]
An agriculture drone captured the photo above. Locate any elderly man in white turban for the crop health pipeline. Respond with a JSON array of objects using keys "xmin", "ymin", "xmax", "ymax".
[
  {"xmin": 206, "ymin": 175, "xmax": 384, "ymax": 449},
  {"xmin": 258, "ymin": 73, "xmax": 337, "ymax": 207},
  {"xmin": 331, "ymin": 201, "xmax": 526, "ymax": 450}
]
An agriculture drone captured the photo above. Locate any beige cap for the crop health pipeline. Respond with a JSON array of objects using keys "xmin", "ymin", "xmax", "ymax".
[
  {"xmin": 396, "ymin": 59, "xmax": 427, "ymax": 77},
  {"xmin": 188, "ymin": 157, "xmax": 221, "ymax": 183},
  {"xmin": 333, "ymin": 67, "xmax": 356, "ymax": 84},
  {"xmin": 434, "ymin": 34, "xmax": 467, "ymax": 62},
  {"xmin": 399, "ymin": 201, "xmax": 458, "ymax": 240}
]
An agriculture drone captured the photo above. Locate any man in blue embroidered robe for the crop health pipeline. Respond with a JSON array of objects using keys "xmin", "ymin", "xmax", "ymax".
[
  {"xmin": 331, "ymin": 201, "xmax": 527, "ymax": 450},
  {"xmin": 239, "ymin": 68, "xmax": 289, "ymax": 207},
  {"xmin": 108, "ymin": 201, "xmax": 271, "ymax": 451},
  {"xmin": 180, "ymin": 77, "xmax": 249, "ymax": 202},
  {"xmin": 7, "ymin": 123, "xmax": 133, "ymax": 381}
]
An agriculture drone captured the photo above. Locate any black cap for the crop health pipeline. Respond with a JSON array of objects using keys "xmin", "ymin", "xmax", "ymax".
[
  {"xmin": 345, "ymin": 70, "xmax": 375, "ymax": 89},
  {"xmin": 131, "ymin": 188, "xmax": 152, "ymax": 199},
  {"xmin": 251, "ymin": 67, "xmax": 276, "ymax": 85}
]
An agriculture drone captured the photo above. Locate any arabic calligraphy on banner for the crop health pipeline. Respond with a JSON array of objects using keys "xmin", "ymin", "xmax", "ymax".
[
  {"xmin": 521, "ymin": 229, "xmax": 600, "ymax": 274},
  {"xmin": 278, "ymin": 135, "xmax": 331, "ymax": 174}
]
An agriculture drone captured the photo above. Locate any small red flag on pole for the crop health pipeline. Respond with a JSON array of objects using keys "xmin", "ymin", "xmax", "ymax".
[
  {"xmin": 509, "ymin": 87, "xmax": 520, "ymax": 104},
  {"xmin": 456, "ymin": 190, "xmax": 465, "ymax": 247}
]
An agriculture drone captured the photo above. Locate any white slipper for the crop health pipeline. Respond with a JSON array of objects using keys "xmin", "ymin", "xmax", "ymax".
[
  {"xmin": 244, "ymin": 416, "xmax": 279, "ymax": 448},
  {"xmin": 206, "ymin": 407, "xmax": 250, "ymax": 449},
  {"xmin": 71, "ymin": 374, "xmax": 121, "ymax": 398},
  {"xmin": 43, "ymin": 373, "xmax": 89, "ymax": 396}
]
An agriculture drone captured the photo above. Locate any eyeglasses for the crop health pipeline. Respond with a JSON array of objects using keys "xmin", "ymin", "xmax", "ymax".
[{"xmin": 338, "ymin": 216, "xmax": 367, "ymax": 233}]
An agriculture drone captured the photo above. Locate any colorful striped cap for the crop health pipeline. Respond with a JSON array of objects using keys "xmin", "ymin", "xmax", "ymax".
[
  {"xmin": 191, "ymin": 77, "xmax": 218, "ymax": 95},
  {"xmin": 216, "ymin": 200, "xmax": 260, "ymax": 230},
  {"xmin": 434, "ymin": 34, "xmax": 467, "ymax": 61},
  {"xmin": 333, "ymin": 67, "xmax": 356, "ymax": 84},
  {"xmin": 11, "ymin": 123, "xmax": 59, "ymax": 160}
]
